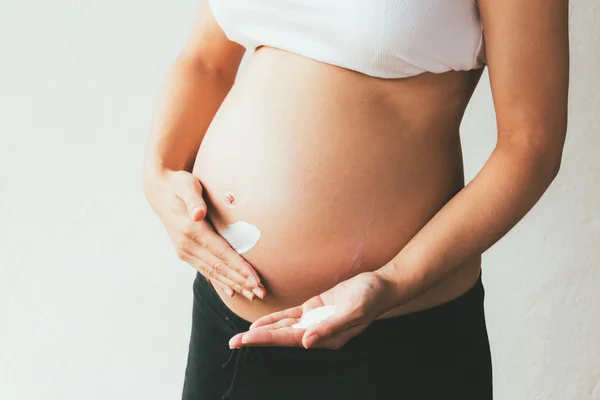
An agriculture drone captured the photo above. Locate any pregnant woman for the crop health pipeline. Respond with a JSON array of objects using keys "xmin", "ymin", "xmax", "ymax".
[{"xmin": 142, "ymin": 1, "xmax": 569, "ymax": 399}]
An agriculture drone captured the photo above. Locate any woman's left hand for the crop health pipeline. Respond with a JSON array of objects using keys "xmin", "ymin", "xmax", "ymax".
[{"xmin": 228, "ymin": 271, "xmax": 396, "ymax": 350}]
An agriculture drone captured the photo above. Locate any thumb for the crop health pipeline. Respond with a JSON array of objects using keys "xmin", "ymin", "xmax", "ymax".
[
  {"xmin": 177, "ymin": 174, "xmax": 207, "ymax": 221},
  {"xmin": 302, "ymin": 308, "xmax": 352, "ymax": 347},
  {"xmin": 302, "ymin": 320, "xmax": 338, "ymax": 349}
]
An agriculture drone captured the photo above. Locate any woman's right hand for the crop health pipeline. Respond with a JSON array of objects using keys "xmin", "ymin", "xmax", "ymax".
[{"xmin": 143, "ymin": 169, "xmax": 266, "ymax": 301}]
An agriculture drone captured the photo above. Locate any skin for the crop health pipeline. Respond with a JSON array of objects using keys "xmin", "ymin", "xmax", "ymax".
[
  {"xmin": 193, "ymin": 50, "xmax": 485, "ymax": 321},
  {"xmin": 143, "ymin": 0, "xmax": 569, "ymax": 351},
  {"xmin": 143, "ymin": 2, "xmax": 264, "ymax": 301}
]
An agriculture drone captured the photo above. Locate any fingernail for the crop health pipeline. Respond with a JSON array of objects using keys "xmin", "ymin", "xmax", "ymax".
[
  {"xmin": 245, "ymin": 277, "xmax": 258, "ymax": 287},
  {"xmin": 223, "ymin": 287, "xmax": 234, "ymax": 297},
  {"xmin": 242, "ymin": 289, "xmax": 255, "ymax": 300},
  {"xmin": 252, "ymin": 288, "xmax": 264, "ymax": 299},
  {"xmin": 305, "ymin": 333, "xmax": 319, "ymax": 348}
]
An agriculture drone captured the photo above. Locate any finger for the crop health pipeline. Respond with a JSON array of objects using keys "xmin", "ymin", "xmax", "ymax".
[
  {"xmin": 192, "ymin": 244, "xmax": 266, "ymax": 300},
  {"xmin": 180, "ymin": 218, "xmax": 264, "ymax": 292},
  {"xmin": 200, "ymin": 229, "xmax": 264, "ymax": 288},
  {"xmin": 180, "ymin": 248, "xmax": 256, "ymax": 300},
  {"xmin": 187, "ymin": 240, "xmax": 252, "ymax": 289},
  {"xmin": 209, "ymin": 278, "xmax": 234, "ymax": 298},
  {"xmin": 228, "ymin": 332, "xmax": 245, "ymax": 348},
  {"xmin": 249, "ymin": 306, "xmax": 304, "ymax": 330},
  {"xmin": 250, "ymin": 296, "xmax": 323, "ymax": 330},
  {"xmin": 200, "ymin": 262, "xmax": 256, "ymax": 300},
  {"xmin": 232, "ymin": 327, "xmax": 306, "ymax": 348},
  {"xmin": 172, "ymin": 172, "xmax": 207, "ymax": 221},
  {"xmin": 247, "ymin": 318, "xmax": 299, "ymax": 332},
  {"xmin": 229, "ymin": 317, "xmax": 299, "ymax": 347},
  {"xmin": 303, "ymin": 311, "xmax": 358, "ymax": 348},
  {"xmin": 306, "ymin": 324, "xmax": 368, "ymax": 350}
]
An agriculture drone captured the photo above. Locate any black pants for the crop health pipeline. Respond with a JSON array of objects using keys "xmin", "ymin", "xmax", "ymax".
[{"xmin": 182, "ymin": 271, "xmax": 493, "ymax": 400}]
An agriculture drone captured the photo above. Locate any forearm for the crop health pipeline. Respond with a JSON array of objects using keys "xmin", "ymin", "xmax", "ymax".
[
  {"xmin": 142, "ymin": 58, "xmax": 234, "ymax": 180},
  {"xmin": 377, "ymin": 141, "xmax": 562, "ymax": 308}
]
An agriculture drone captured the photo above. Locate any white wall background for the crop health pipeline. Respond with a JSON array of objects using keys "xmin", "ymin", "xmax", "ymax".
[{"xmin": 0, "ymin": 1, "xmax": 597, "ymax": 399}]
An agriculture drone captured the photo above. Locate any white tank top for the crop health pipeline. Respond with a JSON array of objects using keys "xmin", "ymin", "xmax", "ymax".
[{"xmin": 209, "ymin": 0, "xmax": 486, "ymax": 79}]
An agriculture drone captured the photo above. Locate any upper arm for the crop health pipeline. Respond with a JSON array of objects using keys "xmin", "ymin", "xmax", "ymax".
[
  {"xmin": 176, "ymin": 0, "xmax": 246, "ymax": 81},
  {"xmin": 478, "ymin": 0, "xmax": 570, "ymax": 157}
]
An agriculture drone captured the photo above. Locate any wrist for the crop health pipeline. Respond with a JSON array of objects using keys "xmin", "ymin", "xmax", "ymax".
[
  {"xmin": 141, "ymin": 163, "xmax": 176, "ymax": 201},
  {"xmin": 373, "ymin": 259, "xmax": 426, "ymax": 312},
  {"xmin": 142, "ymin": 154, "xmax": 195, "ymax": 182}
]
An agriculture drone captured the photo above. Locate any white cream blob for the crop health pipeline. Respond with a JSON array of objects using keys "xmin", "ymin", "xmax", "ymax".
[
  {"xmin": 292, "ymin": 305, "xmax": 337, "ymax": 329},
  {"xmin": 220, "ymin": 221, "xmax": 261, "ymax": 254}
]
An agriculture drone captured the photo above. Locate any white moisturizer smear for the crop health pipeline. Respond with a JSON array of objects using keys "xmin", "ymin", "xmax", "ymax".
[
  {"xmin": 220, "ymin": 221, "xmax": 261, "ymax": 254},
  {"xmin": 292, "ymin": 305, "xmax": 337, "ymax": 329}
]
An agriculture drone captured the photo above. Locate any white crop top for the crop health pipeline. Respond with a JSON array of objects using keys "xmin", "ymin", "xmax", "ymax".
[{"xmin": 209, "ymin": 0, "xmax": 487, "ymax": 79}]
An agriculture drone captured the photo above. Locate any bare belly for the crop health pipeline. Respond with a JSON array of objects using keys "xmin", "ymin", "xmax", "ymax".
[{"xmin": 192, "ymin": 47, "xmax": 484, "ymax": 323}]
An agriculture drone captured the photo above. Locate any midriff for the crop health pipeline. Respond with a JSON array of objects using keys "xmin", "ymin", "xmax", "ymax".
[{"xmin": 191, "ymin": 46, "xmax": 485, "ymax": 323}]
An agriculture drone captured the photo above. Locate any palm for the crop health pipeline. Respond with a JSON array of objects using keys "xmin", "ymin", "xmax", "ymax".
[{"xmin": 228, "ymin": 272, "xmax": 390, "ymax": 349}]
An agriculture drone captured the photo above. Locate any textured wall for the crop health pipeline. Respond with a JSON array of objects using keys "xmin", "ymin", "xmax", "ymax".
[{"xmin": 0, "ymin": 1, "xmax": 597, "ymax": 399}]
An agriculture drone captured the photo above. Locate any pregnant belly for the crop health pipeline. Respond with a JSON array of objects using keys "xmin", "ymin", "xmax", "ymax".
[{"xmin": 191, "ymin": 48, "xmax": 480, "ymax": 322}]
